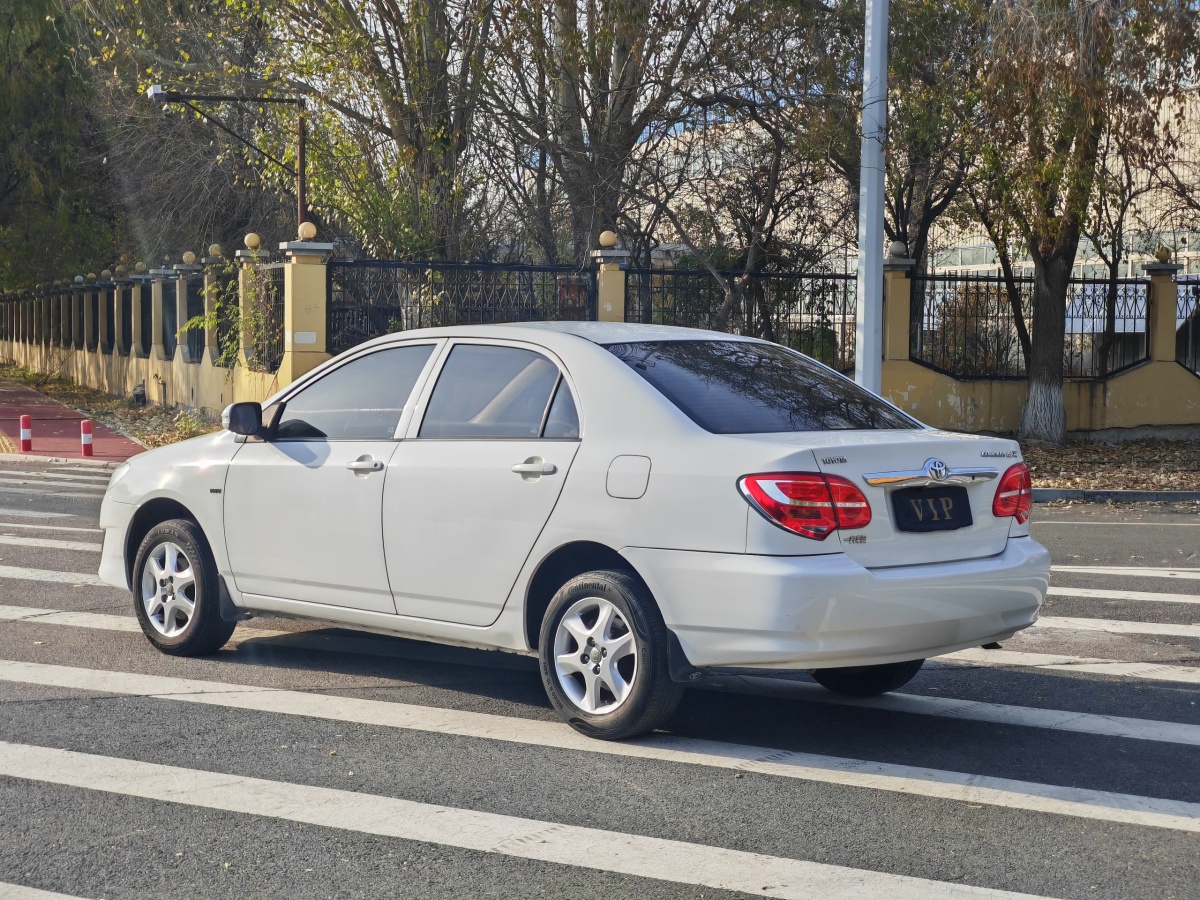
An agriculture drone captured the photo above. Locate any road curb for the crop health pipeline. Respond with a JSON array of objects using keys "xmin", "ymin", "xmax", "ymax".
[{"xmin": 1033, "ymin": 488, "xmax": 1200, "ymax": 503}]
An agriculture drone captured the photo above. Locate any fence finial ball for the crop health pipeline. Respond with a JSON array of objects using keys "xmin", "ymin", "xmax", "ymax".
[
  {"xmin": 182, "ymin": 250, "xmax": 197, "ymax": 265},
  {"xmin": 115, "ymin": 265, "xmax": 128, "ymax": 278},
  {"xmin": 1154, "ymin": 245, "xmax": 1172, "ymax": 263},
  {"xmin": 208, "ymin": 243, "xmax": 223, "ymax": 258},
  {"xmin": 74, "ymin": 275, "xmax": 85, "ymax": 284},
  {"xmin": 244, "ymin": 232, "xmax": 262, "ymax": 250},
  {"xmin": 86, "ymin": 273, "xmax": 97, "ymax": 282},
  {"xmin": 135, "ymin": 262, "xmax": 147, "ymax": 274},
  {"xmin": 598, "ymin": 230, "xmax": 619, "ymax": 249},
  {"xmin": 888, "ymin": 240, "xmax": 907, "ymax": 258},
  {"xmin": 101, "ymin": 269, "xmax": 112, "ymax": 280},
  {"xmin": 297, "ymin": 221, "xmax": 318, "ymax": 241}
]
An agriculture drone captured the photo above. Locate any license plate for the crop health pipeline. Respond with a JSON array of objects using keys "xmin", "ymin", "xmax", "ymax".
[{"xmin": 891, "ymin": 486, "xmax": 972, "ymax": 533}]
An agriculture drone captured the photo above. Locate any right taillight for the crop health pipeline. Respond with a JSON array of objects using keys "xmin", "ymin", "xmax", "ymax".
[
  {"xmin": 739, "ymin": 472, "xmax": 872, "ymax": 540},
  {"xmin": 992, "ymin": 463, "xmax": 1032, "ymax": 524}
]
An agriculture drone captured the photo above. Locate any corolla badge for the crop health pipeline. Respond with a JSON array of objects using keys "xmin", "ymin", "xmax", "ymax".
[{"xmin": 926, "ymin": 459, "xmax": 949, "ymax": 482}]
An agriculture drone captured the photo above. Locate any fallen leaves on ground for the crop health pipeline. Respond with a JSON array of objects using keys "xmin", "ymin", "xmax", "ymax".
[
  {"xmin": 1022, "ymin": 439, "xmax": 1200, "ymax": 491},
  {"xmin": 0, "ymin": 364, "xmax": 220, "ymax": 449}
]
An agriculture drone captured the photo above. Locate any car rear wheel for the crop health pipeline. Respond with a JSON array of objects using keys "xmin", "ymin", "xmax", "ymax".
[
  {"xmin": 810, "ymin": 659, "xmax": 925, "ymax": 697},
  {"xmin": 133, "ymin": 519, "xmax": 235, "ymax": 656},
  {"xmin": 538, "ymin": 569, "xmax": 684, "ymax": 740}
]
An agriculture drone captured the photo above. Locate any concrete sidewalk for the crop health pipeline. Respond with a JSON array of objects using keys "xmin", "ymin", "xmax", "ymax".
[{"xmin": 0, "ymin": 378, "xmax": 145, "ymax": 462}]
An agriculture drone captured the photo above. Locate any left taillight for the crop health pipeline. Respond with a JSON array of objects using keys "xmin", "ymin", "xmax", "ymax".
[
  {"xmin": 992, "ymin": 462, "xmax": 1032, "ymax": 524},
  {"xmin": 738, "ymin": 472, "xmax": 872, "ymax": 540}
]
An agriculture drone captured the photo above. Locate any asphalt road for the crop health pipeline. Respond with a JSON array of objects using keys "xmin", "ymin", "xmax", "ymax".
[{"xmin": 0, "ymin": 456, "xmax": 1198, "ymax": 899}]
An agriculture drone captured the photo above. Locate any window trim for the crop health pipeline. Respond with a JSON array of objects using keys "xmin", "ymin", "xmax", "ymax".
[
  {"xmin": 405, "ymin": 338, "xmax": 583, "ymax": 442},
  {"xmin": 267, "ymin": 339, "xmax": 444, "ymax": 443}
]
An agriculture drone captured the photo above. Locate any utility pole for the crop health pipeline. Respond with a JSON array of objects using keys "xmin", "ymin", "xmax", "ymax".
[{"xmin": 854, "ymin": 0, "xmax": 889, "ymax": 393}]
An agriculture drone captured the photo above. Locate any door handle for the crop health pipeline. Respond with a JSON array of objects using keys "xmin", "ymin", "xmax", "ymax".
[
  {"xmin": 512, "ymin": 462, "xmax": 557, "ymax": 475},
  {"xmin": 346, "ymin": 458, "xmax": 384, "ymax": 473}
]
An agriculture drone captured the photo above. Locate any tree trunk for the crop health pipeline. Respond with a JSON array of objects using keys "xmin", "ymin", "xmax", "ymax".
[{"xmin": 1019, "ymin": 258, "xmax": 1071, "ymax": 444}]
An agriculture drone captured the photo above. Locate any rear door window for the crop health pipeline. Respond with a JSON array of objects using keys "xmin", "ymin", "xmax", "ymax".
[
  {"xmin": 604, "ymin": 340, "xmax": 918, "ymax": 433},
  {"xmin": 419, "ymin": 344, "xmax": 564, "ymax": 439}
]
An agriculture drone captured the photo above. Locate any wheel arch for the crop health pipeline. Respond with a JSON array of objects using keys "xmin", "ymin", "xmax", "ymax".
[
  {"xmin": 124, "ymin": 497, "xmax": 200, "ymax": 585},
  {"xmin": 523, "ymin": 541, "xmax": 650, "ymax": 651}
]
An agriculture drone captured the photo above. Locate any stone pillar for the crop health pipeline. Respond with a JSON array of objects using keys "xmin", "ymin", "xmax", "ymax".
[
  {"xmin": 236, "ymin": 234, "xmax": 267, "ymax": 367},
  {"xmin": 883, "ymin": 257, "xmax": 915, "ymax": 361},
  {"xmin": 589, "ymin": 232, "xmax": 630, "ymax": 323},
  {"xmin": 149, "ymin": 269, "xmax": 168, "ymax": 359},
  {"xmin": 278, "ymin": 239, "xmax": 335, "ymax": 385},
  {"xmin": 1144, "ymin": 262, "xmax": 1182, "ymax": 363}
]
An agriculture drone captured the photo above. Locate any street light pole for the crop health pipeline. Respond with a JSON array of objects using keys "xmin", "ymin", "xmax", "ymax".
[
  {"xmin": 146, "ymin": 86, "xmax": 308, "ymax": 227},
  {"xmin": 853, "ymin": 0, "xmax": 889, "ymax": 394}
]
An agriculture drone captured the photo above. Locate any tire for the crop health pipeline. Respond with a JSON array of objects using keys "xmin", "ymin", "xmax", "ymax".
[
  {"xmin": 132, "ymin": 518, "xmax": 235, "ymax": 656},
  {"xmin": 810, "ymin": 659, "xmax": 925, "ymax": 697},
  {"xmin": 538, "ymin": 569, "xmax": 684, "ymax": 740}
]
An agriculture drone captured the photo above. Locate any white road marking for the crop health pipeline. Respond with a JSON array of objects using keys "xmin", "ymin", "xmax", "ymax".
[
  {"xmin": 1048, "ymin": 586, "xmax": 1200, "ymax": 606},
  {"xmin": 716, "ymin": 676, "xmax": 1200, "ymax": 748},
  {"xmin": 1053, "ymin": 566, "xmax": 1200, "ymax": 581},
  {"xmin": 4, "ymin": 602, "xmax": 1200, "ymax": 744},
  {"xmin": 0, "ymin": 740, "xmax": 1051, "ymax": 900},
  {"xmin": 0, "ymin": 470, "xmax": 112, "ymax": 484},
  {"xmin": 0, "ymin": 883, "xmax": 86, "ymax": 899},
  {"xmin": 942, "ymin": 648, "xmax": 1200, "ymax": 683},
  {"xmin": 0, "ymin": 487, "xmax": 102, "ymax": 500},
  {"xmin": 1034, "ymin": 521, "xmax": 1200, "ymax": 527},
  {"xmin": 0, "ymin": 508, "xmax": 71, "ymax": 519},
  {"xmin": 0, "ymin": 566, "xmax": 106, "ymax": 586},
  {"xmin": 1, "ymin": 660, "xmax": 1198, "ymax": 836},
  {"xmin": 0, "ymin": 522, "xmax": 101, "ymax": 534},
  {"xmin": 0, "ymin": 535, "xmax": 101, "ymax": 552},
  {"xmin": 1036, "ymin": 616, "xmax": 1200, "ymax": 639},
  {"xmin": 0, "ymin": 477, "xmax": 105, "ymax": 492}
]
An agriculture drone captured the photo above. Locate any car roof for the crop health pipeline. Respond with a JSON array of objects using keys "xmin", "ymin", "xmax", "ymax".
[{"xmin": 508, "ymin": 321, "xmax": 753, "ymax": 343}]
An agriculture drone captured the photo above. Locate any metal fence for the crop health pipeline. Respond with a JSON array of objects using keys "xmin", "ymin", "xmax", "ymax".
[
  {"xmin": 623, "ymin": 269, "xmax": 858, "ymax": 372},
  {"xmin": 161, "ymin": 279, "xmax": 178, "ymax": 359},
  {"xmin": 1180, "ymin": 277, "xmax": 1200, "ymax": 377},
  {"xmin": 326, "ymin": 261, "xmax": 594, "ymax": 355},
  {"xmin": 119, "ymin": 286, "xmax": 132, "ymax": 356},
  {"xmin": 910, "ymin": 273, "xmax": 1150, "ymax": 379},
  {"xmin": 246, "ymin": 263, "xmax": 285, "ymax": 372},
  {"xmin": 182, "ymin": 276, "xmax": 205, "ymax": 362},
  {"xmin": 138, "ymin": 284, "xmax": 152, "ymax": 357}
]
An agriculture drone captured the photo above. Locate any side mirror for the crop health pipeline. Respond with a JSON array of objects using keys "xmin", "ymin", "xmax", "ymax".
[{"xmin": 222, "ymin": 402, "xmax": 263, "ymax": 436}]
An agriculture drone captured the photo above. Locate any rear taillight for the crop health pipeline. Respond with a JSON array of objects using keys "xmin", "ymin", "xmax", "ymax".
[
  {"xmin": 992, "ymin": 463, "xmax": 1032, "ymax": 524},
  {"xmin": 738, "ymin": 472, "xmax": 872, "ymax": 540}
]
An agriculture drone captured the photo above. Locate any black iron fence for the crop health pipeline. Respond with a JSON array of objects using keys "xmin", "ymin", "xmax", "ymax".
[
  {"xmin": 182, "ymin": 276, "xmax": 205, "ymax": 363},
  {"xmin": 1180, "ymin": 277, "xmax": 1200, "ymax": 377},
  {"xmin": 119, "ymin": 285, "xmax": 132, "ymax": 356},
  {"xmin": 161, "ymin": 279, "xmax": 178, "ymax": 359},
  {"xmin": 327, "ymin": 261, "xmax": 594, "ymax": 355},
  {"xmin": 910, "ymin": 273, "xmax": 1150, "ymax": 379},
  {"xmin": 623, "ymin": 268, "xmax": 857, "ymax": 372}
]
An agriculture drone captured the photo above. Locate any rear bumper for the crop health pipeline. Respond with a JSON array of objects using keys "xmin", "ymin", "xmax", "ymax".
[{"xmin": 622, "ymin": 537, "xmax": 1050, "ymax": 670}]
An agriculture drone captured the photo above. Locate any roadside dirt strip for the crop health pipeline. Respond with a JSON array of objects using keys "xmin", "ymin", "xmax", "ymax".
[{"xmin": 0, "ymin": 458, "xmax": 1198, "ymax": 900}]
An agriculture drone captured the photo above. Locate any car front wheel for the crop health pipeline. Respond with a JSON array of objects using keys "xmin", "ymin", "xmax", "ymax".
[
  {"xmin": 132, "ymin": 518, "xmax": 235, "ymax": 656},
  {"xmin": 810, "ymin": 659, "xmax": 925, "ymax": 696},
  {"xmin": 538, "ymin": 569, "xmax": 684, "ymax": 740}
]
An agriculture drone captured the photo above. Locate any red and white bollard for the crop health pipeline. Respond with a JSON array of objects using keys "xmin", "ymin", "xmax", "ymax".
[
  {"xmin": 19, "ymin": 415, "xmax": 32, "ymax": 452},
  {"xmin": 80, "ymin": 419, "xmax": 93, "ymax": 457}
]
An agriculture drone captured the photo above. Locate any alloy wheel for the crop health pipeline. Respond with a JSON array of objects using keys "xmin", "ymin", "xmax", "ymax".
[
  {"xmin": 140, "ymin": 540, "xmax": 197, "ymax": 638},
  {"xmin": 552, "ymin": 595, "xmax": 639, "ymax": 714}
]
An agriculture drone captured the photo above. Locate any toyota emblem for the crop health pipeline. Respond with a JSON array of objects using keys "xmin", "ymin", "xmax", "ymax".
[{"xmin": 927, "ymin": 459, "xmax": 949, "ymax": 481}]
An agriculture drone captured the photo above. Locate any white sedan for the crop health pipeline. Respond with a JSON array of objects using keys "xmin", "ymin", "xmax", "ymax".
[{"xmin": 99, "ymin": 322, "xmax": 1049, "ymax": 739}]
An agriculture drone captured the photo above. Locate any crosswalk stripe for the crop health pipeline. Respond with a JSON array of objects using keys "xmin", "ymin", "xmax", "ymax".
[
  {"xmin": 1053, "ymin": 566, "xmax": 1200, "ymax": 581},
  {"xmin": 0, "ymin": 487, "xmax": 102, "ymax": 500},
  {"xmin": 0, "ymin": 522, "xmax": 102, "ymax": 534},
  {"xmin": 713, "ymin": 676, "xmax": 1200, "ymax": 748},
  {"xmin": 0, "ymin": 477, "xmax": 105, "ymax": 492},
  {"xmin": 1, "ymin": 659, "xmax": 1197, "ymax": 834},
  {"xmin": 942, "ymin": 648, "xmax": 1200, "ymax": 682},
  {"xmin": 1048, "ymin": 586, "xmax": 1200, "ymax": 606},
  {"xmin": 0, "ymin": 508, "xmax": 71, "ymax": 519},
  {"xmin": 1036, "ymin": 616, "xmax": 1200, "ymax": 639},
  {"xmin": 0, "ymin": 883, "xmax": 85, "ymax": 900},
  {"xmin": 0, "ymin": 566, "xmax": 105, "ymax": 586},
  {"xmin": 4, "ymin": 601, "xmax": 1200, "ymax": 739},
  {"xmin": 0, "ymin": 535, "xmax": 101, "ymax": 552},
  {"xmin": 0, "ymin": 740, "xmax": 1051, "ymax": 900},
  {"xmin": 0, "ymin": 470, "xmax": 111, "ymax": 483}
]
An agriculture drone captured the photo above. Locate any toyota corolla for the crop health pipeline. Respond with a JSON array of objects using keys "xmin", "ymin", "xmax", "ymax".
[{"xmin": 98, "ymin": 322, "xmax": 1050, "ymax": 739}]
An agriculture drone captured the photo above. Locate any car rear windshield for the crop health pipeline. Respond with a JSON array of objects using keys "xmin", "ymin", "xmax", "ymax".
[{"xmin": 603, "ymin": 340, "xmax": 919, "ymax": 433}]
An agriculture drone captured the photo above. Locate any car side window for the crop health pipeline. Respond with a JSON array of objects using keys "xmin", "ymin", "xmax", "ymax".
[
  {"xmin": 275, "ymin": 344, "xmax": 435, "ymax": 441},
  {"xmin": 542, "ymin": 380, "xmax": 580, "ymax": 439},
  {"xmin": 419, "ymin": 344, "xmax": 563, "ymax": 439}
]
